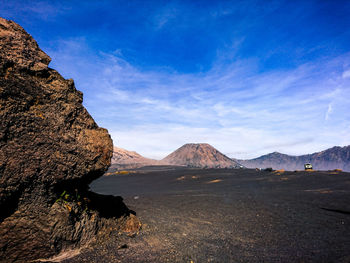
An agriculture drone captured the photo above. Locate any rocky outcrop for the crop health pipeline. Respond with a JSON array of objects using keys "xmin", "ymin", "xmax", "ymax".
[
  {"xmin": 239, "ymin": 146, "xmax": 350, "ymax": 171},
  {"xmin": 111, "ymin": 146, "xmax": 161, "ymax": 169},
  {"xmin": 162, "ymin": 143, "xmax": 242, "ymax": 168},
  {"xmin": 0, "ymin": 17, "xmax": 137, "ymax": 262}
]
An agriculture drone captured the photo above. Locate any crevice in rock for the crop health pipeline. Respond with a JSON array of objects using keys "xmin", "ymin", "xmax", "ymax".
[{"xmin": 0, "ymin": 189, "xmax": 21, "ymax": 223}]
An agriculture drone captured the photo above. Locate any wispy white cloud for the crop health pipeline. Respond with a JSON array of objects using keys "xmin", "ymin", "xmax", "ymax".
[
  {"xmin": 109, "ymin": 124, "xmax": 320, "ymax": 160},
  {"xmin": 153, "ymin": 5, "xmax": 179, "ymax": 30},
  {"xmin": 325, "ymin": 103, "xmax": 333, "ymax": 121},
  {"xmin": 1, "ymin": 1, "xmax": 69, "ymax": 21},
  {"xmin": 3, "ymin": 0, "xmax": 349, "ymax": 160},
  {"xmin": 45, "ymin": 38, "xmax": 350, "ymax": 159},
  {"xmin": 343, "ymin": 69, "xmax": 350, "ymax": 79}
]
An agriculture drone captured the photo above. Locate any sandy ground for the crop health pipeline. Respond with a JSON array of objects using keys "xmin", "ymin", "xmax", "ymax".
[{"xmin": 64, "ymin": 168, "xmax": 350, "ymax": 262}]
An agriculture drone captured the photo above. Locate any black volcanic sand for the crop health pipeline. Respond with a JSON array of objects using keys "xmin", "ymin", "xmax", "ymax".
[{"xmin": 65, "ymin": 168, "xmax": 350, "ymax": 262}]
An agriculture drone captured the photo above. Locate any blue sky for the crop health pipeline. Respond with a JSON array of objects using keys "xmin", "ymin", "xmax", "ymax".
[{"xmin": 2, "ymin": 0, "xmax": 350, "ymax": 159}]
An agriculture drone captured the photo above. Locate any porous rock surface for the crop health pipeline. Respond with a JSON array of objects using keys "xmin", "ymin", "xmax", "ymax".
[{"xmin": 0, "ymin": 17, "xmax": 134, "ymax": 262}]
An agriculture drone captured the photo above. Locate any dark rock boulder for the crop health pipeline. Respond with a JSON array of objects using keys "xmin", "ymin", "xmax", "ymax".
[{"xmin": 0, "ymin": 17, "xmax": 136, "ymax": 262}]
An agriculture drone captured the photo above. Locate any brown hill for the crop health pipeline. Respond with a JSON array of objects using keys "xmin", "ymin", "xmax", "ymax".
[
  {"xmin": 239, "ymin": 146, "xmax": 350, "ymax": 171},
  {"xmin": 162, "ymin": 143, "xmax": 242, "ymax": 168},
  {"xmin": 111, "ymin": 147, "xmax": 161, "ymax": 169}
]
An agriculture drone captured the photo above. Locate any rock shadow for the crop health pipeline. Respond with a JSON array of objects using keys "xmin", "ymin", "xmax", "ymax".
[{"xmin": 87, "ymin": 191, "xmax": 136, "ymax": 218}]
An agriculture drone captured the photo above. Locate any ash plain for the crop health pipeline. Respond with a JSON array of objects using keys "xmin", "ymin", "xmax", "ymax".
[{"xmin": 65, "ymin": 167, "xmax": 350, "ymax": 262}]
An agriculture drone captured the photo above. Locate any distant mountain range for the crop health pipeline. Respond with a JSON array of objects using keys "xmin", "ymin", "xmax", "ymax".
[
  {"xmin": 111, "ymin": 143, "xmax": 241, "ymax": 169},
  {"xmin": 238, "ymin": 146, "xmax": 350, "ymax": 171},
  {"xmin": 111, "ymin": 144, "xmax": 350, "ymax": 171}
]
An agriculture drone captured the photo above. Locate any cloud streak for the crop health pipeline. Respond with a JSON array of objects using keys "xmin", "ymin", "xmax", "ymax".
[
  {"xmin": 6, "ymin": 1, "xmax": 348, "ymax": 159},
  {"xmin": 44, "ymin": 37, "xmax": 350, "ymax": 159}
]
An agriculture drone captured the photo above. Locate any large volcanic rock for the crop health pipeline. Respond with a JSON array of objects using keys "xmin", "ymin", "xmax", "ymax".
[
  {"xmin": 162, "ymin": 143, "xmax": 242, "ymax": 168},
  {"xmin": 239, "ymin": 146, "xmax": 350, "ymax": 171},
  {"xmin": 0, "ymin": 17, "xmax": 136, "ymax": 262}
]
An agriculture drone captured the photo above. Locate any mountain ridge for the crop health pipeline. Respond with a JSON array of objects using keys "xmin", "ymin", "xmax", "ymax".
[
  {"xmin": 162, "ymin": 143, "xmax": 241, "ymax": 168},
  {"xmin": 112, "ymin": 144, "xmax": 350, "ymax": 172},
  {"xmin": 239, "ymin": 145, "xmax": 350, "ymax": 171},
  {"xmin": 111, "ymin": 147, "xmax": 161, "ymax": 169}
]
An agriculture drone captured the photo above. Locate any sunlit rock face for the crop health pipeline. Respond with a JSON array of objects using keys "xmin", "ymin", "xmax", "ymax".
[{"xmin": 0, "ymin": 17, "xmax": 129, "ymax": 262}]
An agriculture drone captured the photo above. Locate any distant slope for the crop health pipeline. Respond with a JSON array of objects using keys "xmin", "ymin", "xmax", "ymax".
[
  {"xmin": 239, "ymin": 146, "xmax": 350, "ymax": 171},
  {"xmin": 162, "ymin": 143, "xmax": 242, "ymax": 168},
  {"xmin": 111, "ymin": 147, "xmax": 161, "ymax": 169}
]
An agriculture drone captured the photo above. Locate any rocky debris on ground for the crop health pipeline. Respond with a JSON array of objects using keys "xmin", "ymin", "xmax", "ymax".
[{"xmin": 0, "ymin": 17, "xmax": 139, "ymax": 263}]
